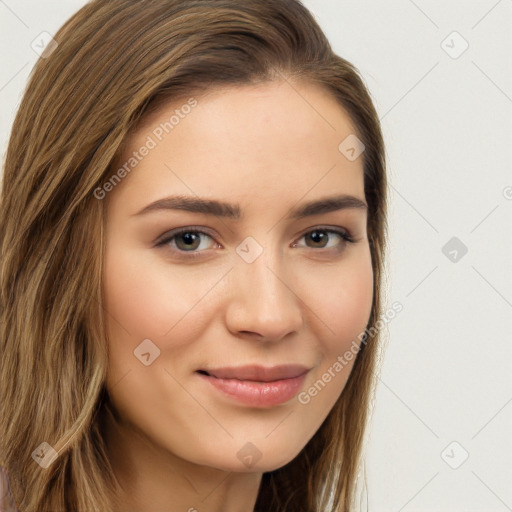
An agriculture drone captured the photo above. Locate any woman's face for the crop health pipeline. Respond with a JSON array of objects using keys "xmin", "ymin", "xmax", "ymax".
[{"xmin": 102, "ymin": 79, "xmax": 373, "ymax": 473}]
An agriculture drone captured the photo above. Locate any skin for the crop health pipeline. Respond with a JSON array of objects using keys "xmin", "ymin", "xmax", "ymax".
[{"xmin": 102, "ymin": 78, "xmax": 374, "ymax": 512}]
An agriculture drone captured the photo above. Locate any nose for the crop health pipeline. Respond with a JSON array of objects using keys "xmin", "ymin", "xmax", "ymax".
[{"xmin": 224, "ymin": 251, "xmax": 304, "ymax": 342}]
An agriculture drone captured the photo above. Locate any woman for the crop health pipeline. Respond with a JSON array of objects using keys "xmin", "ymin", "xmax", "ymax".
[{"xmin": 0, "ymin": 1, "xmax": 388, "ymax": 511}]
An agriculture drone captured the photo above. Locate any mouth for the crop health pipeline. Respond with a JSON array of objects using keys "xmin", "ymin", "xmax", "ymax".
[{"xmin": 195, "ymin": 364, "xmax": 311, "ymax": 407}]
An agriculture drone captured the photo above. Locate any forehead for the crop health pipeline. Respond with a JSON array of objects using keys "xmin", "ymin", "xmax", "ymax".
[{"xmin": 106, "ymin": 80, "xmax": 365, "ymax": 213}]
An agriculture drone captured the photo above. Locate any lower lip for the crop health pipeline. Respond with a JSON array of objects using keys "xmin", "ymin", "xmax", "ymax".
[{"xmin": 197, "ymin": 372, "xmax": 308, "ymax": 407}]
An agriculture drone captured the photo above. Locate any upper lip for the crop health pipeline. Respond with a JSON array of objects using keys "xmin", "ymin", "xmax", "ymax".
[{"xmin": 197, "ymin": 364, "xmax": 310, "ymax": 382}]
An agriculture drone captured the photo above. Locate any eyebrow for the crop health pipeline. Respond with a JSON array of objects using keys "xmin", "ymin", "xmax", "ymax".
[{"xmin": 132, "ymin": 193, "xmax": 368, "ymax": 220}]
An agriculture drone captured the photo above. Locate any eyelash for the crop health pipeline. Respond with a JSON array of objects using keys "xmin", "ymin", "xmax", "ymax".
[{"xmin": 155, "ymin": 225, "xmax": 356, "ymax": 259}]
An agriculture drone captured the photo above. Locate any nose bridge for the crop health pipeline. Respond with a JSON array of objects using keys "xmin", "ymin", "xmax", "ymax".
[{"xmin": 227, "ymin": 240, "xmax": 303, "ymax": 339}]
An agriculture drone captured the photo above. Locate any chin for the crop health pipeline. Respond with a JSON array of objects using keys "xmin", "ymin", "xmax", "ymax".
[{"xmin": 203, "ymin": 441, "xmax": 305, "ymax": 474}]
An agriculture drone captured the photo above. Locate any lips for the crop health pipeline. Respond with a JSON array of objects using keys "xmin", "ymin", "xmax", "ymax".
[
  {"xmin": 196, "ymin": 364, "xmax": 310, "ymax": 382},
  {"xmin": 196, "ymin": 364, "xmax": 311, "ymax": 407}
]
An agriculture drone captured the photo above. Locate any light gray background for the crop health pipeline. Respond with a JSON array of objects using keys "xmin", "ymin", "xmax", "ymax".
[{"xmin": 1, "ymin": 1, "xmax": 511, "ymax": 510}]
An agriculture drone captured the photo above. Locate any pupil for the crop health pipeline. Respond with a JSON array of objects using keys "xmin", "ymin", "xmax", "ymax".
[
  {"xmin": 309, "ymin": 231, "xmax": 326, "ymax": 247},
  {"xmin": 179, "ymin": 232, "xmax": 199, "ymax": 249}
]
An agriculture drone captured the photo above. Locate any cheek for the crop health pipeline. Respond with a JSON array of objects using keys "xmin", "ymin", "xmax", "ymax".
[
  {"xmin": 306, "ymin": 251, "xmax": 374, "ymax": 349},
  {"xmin": 102, "ymin": 245, "xmax": 229, "ymax": 382},
  {"xmin": 332, "ymin": 266, "xmax": 373, "ymax": 342},
  {"xmin": 296, "ymin": 256, "xmax": 373, "ymax": 413},
  {"xmin": 101, "ymin": 246, "xmax": 220, "ymax": 422},
  {"xmin": 103, "ymin": 247, "xmax": 210, "ymax": 338}
]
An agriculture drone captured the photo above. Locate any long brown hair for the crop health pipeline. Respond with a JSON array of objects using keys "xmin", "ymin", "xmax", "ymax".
[{"xmin": 0, "ymin": 1, "xmax": 388, "ymax": 510}]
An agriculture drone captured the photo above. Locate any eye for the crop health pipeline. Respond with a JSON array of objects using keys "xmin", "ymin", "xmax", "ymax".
[
  {"xmin": 155, "ymin": 227, "xmax": 217, "ymax": 255},
  {"xmin": 293, "ymin": 227, "xmax": 355, "ymax": 251},
  {"xmin": 154, "ymin": 225, "xmax": 356, "ymax": 259}
]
